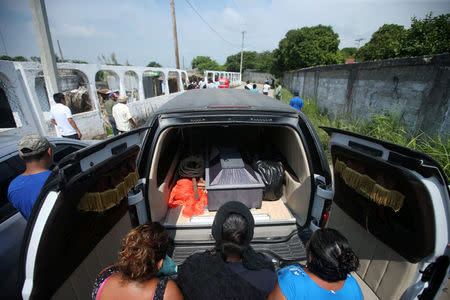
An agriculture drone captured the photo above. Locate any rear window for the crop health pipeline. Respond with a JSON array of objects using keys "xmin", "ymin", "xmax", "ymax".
[{"xmin": 331, "ymin": 145, "xmax": 435, "ymax": 263}]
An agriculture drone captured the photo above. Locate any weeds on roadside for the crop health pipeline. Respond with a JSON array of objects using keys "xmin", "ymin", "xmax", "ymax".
[{"xmin": 281, "ymin": 88, "xmax": 450, "ymax": 181}]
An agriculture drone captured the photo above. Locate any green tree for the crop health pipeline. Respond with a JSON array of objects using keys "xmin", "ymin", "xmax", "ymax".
[
  {"xmin": 224, "ymin": 51, "xmax": 258, "ymax": 72},
  {"xmin": 0, "ymin": 55, "xmax": 12, "ymax": 61},
  {"xmin": 30, "ymin": 56, "xmax": 41, "ymax": 62},
  {"xmin": 191, "ymin": 56, "xmax": 222, "ymax": 72},
  {"xmin": 401, "ymin": 13, "xmax": 450, "ymax": 57},
  {"xmin": 147, "ymin": 61, "xmax": 162, "ymax": 67},
  {"xmin": 224, "ymin": 51, "xmax": 275, "ymax": 73},
  {"xmin": 272, "ymin": 25, "xmax": 341, "ymax": 74},
  {"xmin": 356, "ymin": 24, "xmax": 407, "ymax": 61},
  {"xmin": 71, "ymin": 59, "xmax": 88, "ymax": 64},
  {"xmin": 340, "ymin": 47, "xmax": 357, "ymax": 61},
  {"xmin": 12, "ymin": 56, "xmax": 28, "ymax": 62}
]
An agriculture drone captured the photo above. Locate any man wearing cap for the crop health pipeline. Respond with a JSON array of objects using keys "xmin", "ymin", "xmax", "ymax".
[
  {"xmin": 289, "ymin": 90, "xmax": 304, "ymax": 112},
  {"xmin": 50, "ymin": 93, "xmax": 82, "ymax": 140},
  {"xmin": 7, "ymin": 135, "xmax": 54, "ymax": 220},
  {"xmin": 105, "ymin": 92, "xmax": 118, "ymax": 136},
  {"xmin": 112, "ymin": 95, "xmax": 138, "ymax": 133}
]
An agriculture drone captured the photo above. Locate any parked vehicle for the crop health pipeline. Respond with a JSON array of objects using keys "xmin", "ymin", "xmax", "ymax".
[
  {"xmin": 218, "ymin": 77, "xmax": 230, "ymax": 88},
  {"xmin": 0, "ymin": 137, "xmax": 94, "ymax": 299},
  {"xmin": 17, "ymin": 89, "xmax": 450, "ymax": 299}
]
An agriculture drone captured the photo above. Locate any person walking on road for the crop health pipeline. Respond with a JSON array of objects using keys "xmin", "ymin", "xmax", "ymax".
[
  {"xmin": 8, "ymin": 135, "xmax": 54, "ymax": 220},
  {"xmin": 263, "ymin": 81, "xmax": 270, "ymax": 95},
  {"xmin": 274, "ymin": 83, "xmax": 282, "ymax": 101},
  {"xmin": 50, "ymin": 93, "xmax": 82, "ymax": 139},
  {"xmin": 289, "ymin": 90, "xmax": 304, "ymax": 112},
  {"xmin": 112, "ymin": 95, "xmax": 138, "ymax": 133},
  {"xmin": 252, "ymin": 84, "xmax": 259, "ymax": 93},
  {"xmin": 245, "ymin": 81, "xmax": 252, "ymax": 90},
  {"xmin": 105, "ymin": 92, "xmax": 118, "ymax": 136}
]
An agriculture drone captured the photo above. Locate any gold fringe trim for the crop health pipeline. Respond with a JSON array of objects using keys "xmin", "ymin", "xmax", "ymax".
[
  {"xmin": 77, "ymin": 170, "xmax": 139, "ymax": 212},
  {"xmin": 334, "ymin": 159, "xmax": 405, "ymax": 212}
]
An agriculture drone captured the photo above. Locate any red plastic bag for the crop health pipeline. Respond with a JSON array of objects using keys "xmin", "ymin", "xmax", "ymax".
[{"xmin": 168, "ymin": 179, "xmax": 208, "ymax": 218}]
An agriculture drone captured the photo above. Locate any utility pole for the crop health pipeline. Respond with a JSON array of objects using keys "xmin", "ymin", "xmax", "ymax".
[
  {"xmin": 0, "ymin": 28, "xmax": 8, "ymax": 56},
  {"xmin": 355, "ymin": 38, "xmax": 364, "ymax": 49},
  {"xmin": 170, "ymin": 0, "xmax": 180, "ymax": 69},
  {"xmin": 29, "ymin": 0, "xmax": 60, "ymax": 99},
  {"xmin": 239, "ymin": 31, "xmax": 245, "ymax": 83},
  {"xmin": 182, "ymin": 56, "xmax": 185, "ymax": 69},
  {"xmin": 57, "ymin": 39, "xmax": 64, "ymax": 61}
]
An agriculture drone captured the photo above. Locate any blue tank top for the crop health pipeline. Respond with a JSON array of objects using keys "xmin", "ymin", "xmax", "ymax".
[{"xmin": 277, "ymin": 265, "xmax": 363, "ymax": 300}]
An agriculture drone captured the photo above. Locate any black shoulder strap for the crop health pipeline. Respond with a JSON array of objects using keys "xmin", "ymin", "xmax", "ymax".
[{"xmin": 153, "ymin": 277, "xmax": 169, "ymax": 300}]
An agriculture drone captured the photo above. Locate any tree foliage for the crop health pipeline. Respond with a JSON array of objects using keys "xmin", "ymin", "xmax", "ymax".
[
  {"xmin": 271, "ymin": 25, "xmax": 341, "ymax": 75},
  {"xmin": 191, "ymin": 56, "xmax": 223, "ymax": 72},
  {"xmin": 339, "ymin": 47, "xmax": 357, "ymax": 61},
  {"xmin": 224, "ymin": 50, "xmax": 274, "ymax": 73},
  {"xmin": 401, "ymin": 13, "xmax": 450, "ymax": 57},
  {"xmin": 147, "ymin": 61, "xmax": 162, "ymax": 67},
  {"xmin": 357, "ymin": 13, "xmax": 450, "ymax": 61},
  {"xmin": 356, "ymin": 24, "xmax": 407, "ymax": 61}
]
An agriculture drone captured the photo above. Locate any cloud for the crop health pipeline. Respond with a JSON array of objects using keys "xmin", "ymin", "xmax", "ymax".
[{"xmin": 1, "ymin": 0, "xmax": 449, "ymax": 67}]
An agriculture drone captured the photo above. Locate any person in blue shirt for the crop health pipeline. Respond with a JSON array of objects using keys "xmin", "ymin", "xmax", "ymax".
[
  {"xmin": 289, "ymin": 90, "xmax": 304, "ymax": 112},
  {"xmin": 7, "ymin": 135, "xmax": 54, "ymax": 220},
  {"xmin": 268, "ymin": 228, "xmax": 363, "ymax": 300},
  {"xmin": 252, "ymin": 84, "xmax": 259, "ymax": 93}
]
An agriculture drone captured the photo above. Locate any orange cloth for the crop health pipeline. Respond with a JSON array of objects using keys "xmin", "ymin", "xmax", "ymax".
[{"xmin": 168, "ymin": 178, "xmax": 208, "ymax": 218}]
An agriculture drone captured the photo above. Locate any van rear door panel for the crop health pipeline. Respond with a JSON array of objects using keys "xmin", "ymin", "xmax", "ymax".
[
  {"xmin": 323, "ymin": 127, "xmax": 450, "ymax": 298},
  {"xmin": 20, "ymin": 128, "xmax": 150, "ymax": 300}
]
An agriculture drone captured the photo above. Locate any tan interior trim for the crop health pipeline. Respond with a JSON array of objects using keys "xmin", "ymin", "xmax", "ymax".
[{"xmin": 147, "ymin": 128, "xmax": 181, "ymax": 222}]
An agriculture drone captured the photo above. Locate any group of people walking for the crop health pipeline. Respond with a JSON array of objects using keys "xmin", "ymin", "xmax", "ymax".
[
  {"xmin": 243, "ymin": 80, "xmax": 304, "ymax": 112},
  {"xmin": 92, "ymin": 201, "xmax": 363, "ymax": 299}
]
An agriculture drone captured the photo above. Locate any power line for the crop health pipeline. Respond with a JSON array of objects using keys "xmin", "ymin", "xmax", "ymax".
[{"xmin": 183, "ymin": 0, "xmax": 239, "ymax": 47}]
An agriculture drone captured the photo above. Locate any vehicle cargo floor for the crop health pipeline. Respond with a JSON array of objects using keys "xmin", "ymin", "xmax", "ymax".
[{"xmin": 163, "ymin": 198, "xmax": 294, "ymax": 226}]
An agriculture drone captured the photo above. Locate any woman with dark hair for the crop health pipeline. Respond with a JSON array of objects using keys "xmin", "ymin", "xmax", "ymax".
[
  {"xmin": 177, "ymin": 201, "xmax": 277, "ymax": 299},
  {"xmin": 92, "ymin": 222, "xmax": 183, "ymax": 300},
  {"xmin": 268, "ymin": 228, "xmax": 362, "ymax": 299}
]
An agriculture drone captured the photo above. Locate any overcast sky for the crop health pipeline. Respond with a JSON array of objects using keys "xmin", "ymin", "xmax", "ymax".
[{"xmin": 0, "ymin": 0, "xmax": 449, "ymax": 68}]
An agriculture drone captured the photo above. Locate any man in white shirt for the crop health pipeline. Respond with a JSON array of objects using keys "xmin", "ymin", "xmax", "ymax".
[
  {"xmin": 207, "ymin": 79, "xmax": 218, "ymax": 89},
  {"xmin": 263, "ymin": 81, "xmax": 270, "ymax": 95},
  {"xmin": 198, "ymin": 78, "xmax": 206, "ymax": 89},
  {"xmin": 112, "ymin": 95, "xmax": 138, "ymax": 133},
  {"xmin": 50, "ymin": 93, "xmax": 82, "ymax": 139}
]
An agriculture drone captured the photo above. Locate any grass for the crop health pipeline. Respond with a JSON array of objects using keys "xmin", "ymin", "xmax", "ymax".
[
  {"xmin": 106, "ymin": 126, "xmax": 114, "ymax": 136},
  {"xmin": 281, "ymin": 88, "xmax": 450, "ymax": 181}
]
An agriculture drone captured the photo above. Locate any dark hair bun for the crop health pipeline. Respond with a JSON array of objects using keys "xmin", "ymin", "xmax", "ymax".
[
  {"xmin": 338, "ymin": 249, "xmax": 359, "ymax": 274},
  {"xmin": 306, "ymin": 228, "xmax": 360, "ymax": 282}
]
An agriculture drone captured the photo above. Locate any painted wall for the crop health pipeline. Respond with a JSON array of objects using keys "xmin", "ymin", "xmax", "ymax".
[
  {"xmin": 0, "ymin": 61, "xmax": 188, "ymax": 143},
  {"xmin": 243, "ymin": 69, "xmax": 275, "ymax": 84},
  {"xmin": 282, "ymin": 54, "xmax": 450, "ymax": 137}
]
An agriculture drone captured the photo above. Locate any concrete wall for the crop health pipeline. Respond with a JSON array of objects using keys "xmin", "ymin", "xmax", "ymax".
[
  {"xmin": 282, "ymin": 54, "xmax": 450, "ymax": 137},
  {"xmin": 204, "ymin": 70, "xmax": 241, "ymax": 87},
  {"xmin": 0, "ymin": 60, "xmax": 188, "ymax": 143},
  {"xmin": 243, "ymin": 69, "xmax": 275, "ymax": 83}
]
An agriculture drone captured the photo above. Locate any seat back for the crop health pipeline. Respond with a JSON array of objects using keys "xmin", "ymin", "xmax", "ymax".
[{"xmin": 328, "ymin": 204, "xmax": 419, "ymax": 300}]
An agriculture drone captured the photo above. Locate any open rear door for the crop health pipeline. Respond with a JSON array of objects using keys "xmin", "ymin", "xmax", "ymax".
[
  {"xmin": 20, "ymin": 128, "xmax": 151, "ymax": 300},
  {"xmin": 323, "ymin": 127, "xmax": 450, "ymax": 299}
]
